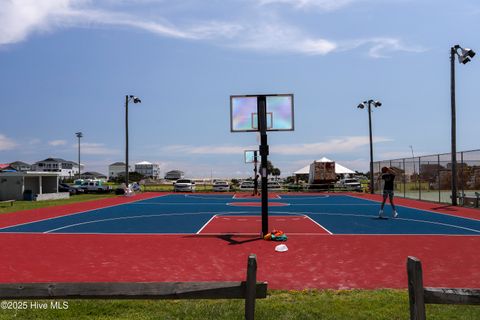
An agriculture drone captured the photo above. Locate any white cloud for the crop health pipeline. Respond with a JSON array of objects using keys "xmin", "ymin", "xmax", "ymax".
[
  {"xmin": 80, "ymin": 143, "xmax": 120, "ymax": 156},
  {"xmin": 161, "ymin": 136, "xmax": 391, "ymax": 156},
  {"xmin": 49, "ymin": 139, "xmax": 67, "ymax": 146},
  {"xmin": 256, "ymin": 0, "xmax": 357, "ymax": 11},
  {"xmin": 0, "ymin": 134, "xmax": 16, "ymax": 151},
  {"xmin": 339, "ymin": 37, "xmax": 426, "ymax": 58},
  {"xmin": 0, "ymin": 0, "xmax": 423, "ymax": 58}
]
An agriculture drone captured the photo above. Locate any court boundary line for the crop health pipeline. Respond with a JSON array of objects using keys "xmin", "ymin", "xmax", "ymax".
[
  {"xmin": 303, "ymin": 211, "xmax": 480, "ymax": 234},
  {"xmin": 303, "ymin": 215, "xmax": 333, "ymax": 235},
  {"xmin": 0, "ymin": 232, "xmax": 479, "ymax": 236},
  {"xmin": 345, "ymin": 194, "xmax": 480, "ymax": 222},
  {"xmin": 0, "ymin": 193, "xmax": 171, "ymax": 231},
  {"xmin": 233, "ymin": 193, "xmax": 282, "ymax": 199},
  {"xmin": 196, "ymin": 214, "xmax": 218, "ymax": 234}
]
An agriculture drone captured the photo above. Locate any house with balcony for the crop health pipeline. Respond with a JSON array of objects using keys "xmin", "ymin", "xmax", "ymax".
[
  {"xmin": 108, "ymin": 162, "xmax": 131, "ymax": 179},
  {"xmin": 33, "ymin": 158, "xmax": 83, "ymax": 179},
  {"xmin": 134, "ymin": 161, "xmax": 160, "ymax": 179}
]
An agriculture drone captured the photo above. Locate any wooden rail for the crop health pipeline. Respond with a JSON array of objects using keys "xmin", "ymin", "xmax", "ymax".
[
  {"xmin": 0, "ymin": 254, "xmax": 267, "ymax": 320},
  {"xmin": 407, "ymin": 256, "xmax": 480, "ymax": 320}
]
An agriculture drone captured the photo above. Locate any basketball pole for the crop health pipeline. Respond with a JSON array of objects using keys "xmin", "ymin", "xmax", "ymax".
[
  {"xmin": 253, "ymin": 151, "xmax": 259, "ymax": 196},
  {"xmin": 257, "ymin": 95, "xmax": 269, "ymax": 236}
]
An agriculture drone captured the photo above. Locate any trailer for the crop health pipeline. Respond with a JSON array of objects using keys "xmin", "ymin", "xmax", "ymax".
[{"xmin": 308, "ymin": 160, "xmax": 336, "ymax": 189}]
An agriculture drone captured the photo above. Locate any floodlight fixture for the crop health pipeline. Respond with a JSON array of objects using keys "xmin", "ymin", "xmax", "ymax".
[
  {"xmin": 357, "ymin": 99, "xmax": 382, "ymax": 194},
  {"xmin": 125, "ymin": 94, "xmax": 142, "ymax": 188},
  {"xmin": 450, "ymin": 44, "xmax": 475, "ymax": 205},
  {"xmin": 453, "ymin": 45, "xmax": 476, "ymax": 64}
]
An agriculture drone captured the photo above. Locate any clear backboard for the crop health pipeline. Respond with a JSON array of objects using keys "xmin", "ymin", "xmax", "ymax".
[
  {"xmin": 244, "ymin": 150, "xmax": 259, "ymax": 163},
  {"xmin": 230, "ymin": 94, "xmax": 294, "ymax": 132}
]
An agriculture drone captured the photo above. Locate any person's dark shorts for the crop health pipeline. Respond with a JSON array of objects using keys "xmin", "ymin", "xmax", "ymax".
[{"xmin": 383, "ymin": 190, "xmax": 394, "ymax": 196}]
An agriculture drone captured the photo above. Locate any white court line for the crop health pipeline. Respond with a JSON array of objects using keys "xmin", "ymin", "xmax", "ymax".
[
  {"xmin": 303, "ymin": 215, "xmax": 333, "ymax": 235},
  {"xmin": 196, "ymin": 214, "xmax": 218, "ymax": 234},
  {"xmin": 0, "ymin": 193, "xmax": 171, "ymax": 230},
  {"xmin": 41, "ymin": 210, "xmax": 279, "ymax": 234},
  {"xmin": 304, "ymin": 211, "xmax": 480, "ymax": 234},
  {"xmin": 184, "ymin": 194, "xmax": 234, "ymax": 200},
  {"xmin": 133, "ymin": 202, "xmax": 230, "ymax": 206},
  {"xmin": 279, "ymin": 195, "xmax": 330, "ymax": 200},
  {"xmin": 43, "ymin": 211, "xmax": 218, "ymax": 233},
  {"xmin": 289, "ymin": 203, "xmax": 377, "ymax": 206},
  {"xmin": 226, "ymin": 202, "xmax": 290, "ymax": 207},
  {"xmin": 233, "ymin": 193, "xmax": 282, "ymax": 199},
  {"xmin": 0, "ymin": 232, "xmax": 478, "ymax": 237},
  {"xmin": 345, "ymin": 194, "xmax": 480, "ymax": 222}
]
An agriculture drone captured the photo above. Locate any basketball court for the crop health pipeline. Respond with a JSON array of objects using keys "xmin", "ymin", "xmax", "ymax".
[{"xmin": 0, "ymin": 192, "xmax": 479, "ymax": 290}]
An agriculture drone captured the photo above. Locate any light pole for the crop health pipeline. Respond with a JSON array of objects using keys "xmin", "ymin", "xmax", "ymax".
[
  {"xmin": 450, "ymin": 45, "xmax": 475, "ymax": 206},
  {"xmin": 410, "ymin": 145, "xmax": 416, "ymax": 189},
  {"xmin": 75, "ymin": 132, "xmax": 83, "ymax": 180},
  {"xmin": 358, "ymin": 99, "xmax": 382, "ymax": 194},
  {"xmin": 125, "ymin": 95, "xmax": 142, "ymax": 188}
]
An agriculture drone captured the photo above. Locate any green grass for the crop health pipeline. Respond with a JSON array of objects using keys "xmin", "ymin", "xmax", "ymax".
[
  {"xmin": 0, "ymin": 290, "xmax": 478, "ymax": 319},
  {"xmin": 0, "ymin": 194, "xmax": 117, "ymax": 215}
]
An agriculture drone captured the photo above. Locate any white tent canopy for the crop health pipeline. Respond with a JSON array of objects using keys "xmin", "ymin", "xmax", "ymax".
[{"xmin": 294, "ymin": 157, "xmax": 355, "ymax": 175}]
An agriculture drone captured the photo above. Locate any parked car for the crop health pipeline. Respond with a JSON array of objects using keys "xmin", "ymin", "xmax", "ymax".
[
  {"xmin": 212, "ymin": 181, "xmax": 230, "ymax": 192},
  {"xmin": 80, "ymin": 180, "xmax": 112, "ymax": 193},
  {"xmin": 339, "ymin": 178, "xmax": 362, "ymax": 191},
  {"xmin": 58, "ymin": 183, "xmax": 78, "ymax": 195},
  {"xmin": 267, "ymin": 181, "xmax": 283, "ymax": 190},
  {"xmin": 239, "ymin": 181, "xmax": 254, "ymax": 190},
  {"xmin": 174, "ymin": 179, "xmax": 196, "ymax": 192}
]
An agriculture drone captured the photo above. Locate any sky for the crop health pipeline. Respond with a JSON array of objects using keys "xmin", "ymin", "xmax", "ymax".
[{"xmin": 0, "ymin": 0, "xmax": 479, "ymax": 178}]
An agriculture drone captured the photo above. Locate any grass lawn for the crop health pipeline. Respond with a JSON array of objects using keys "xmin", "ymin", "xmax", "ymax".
[
  {"xmin": 0, "ymin": 194, "xmax": 117, "ymax": 215},
  {"xmin": 0, "ymin": 290, "xmax": 479, "ymax": 319}
]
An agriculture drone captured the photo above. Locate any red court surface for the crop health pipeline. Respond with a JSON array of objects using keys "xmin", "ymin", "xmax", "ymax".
[
  {"xmin": 0, "ymin": 192, "xmax": 479, "ymax": 290},
  {"xmin": 199, "ymin": 215, "xmax": 330, "ymax": 235}
]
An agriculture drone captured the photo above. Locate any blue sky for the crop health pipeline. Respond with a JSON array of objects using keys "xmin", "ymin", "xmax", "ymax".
[{"xmin": 0, "ymin": 0, "xmax": 479, "ymax": 178}]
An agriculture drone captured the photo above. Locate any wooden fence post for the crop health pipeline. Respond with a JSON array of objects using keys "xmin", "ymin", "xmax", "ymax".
[
  {"xmin": 245, "ymin": 254, "xmax": 257, "ymax": 320},
  {"xmin": 407, "ymin": 256, "xmax": 426, "ymax": 320}
]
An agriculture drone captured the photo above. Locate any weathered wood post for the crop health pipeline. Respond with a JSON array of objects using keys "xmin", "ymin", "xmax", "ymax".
[
  {"xmin": 407, "ymin": 256, "xmax": 426, "ymax": 320},
  {"xmin": 245, "ymin": 254, "xmax": 257, "ymax": 320}
]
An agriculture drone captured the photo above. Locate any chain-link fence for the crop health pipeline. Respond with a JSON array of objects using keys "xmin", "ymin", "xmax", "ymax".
[{"xmin": 373, "ymin": 149, "xmax": 480, "ymax": 206}]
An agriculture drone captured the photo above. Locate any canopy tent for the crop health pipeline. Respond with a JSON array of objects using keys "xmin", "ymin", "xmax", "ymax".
[{"xmin": 294, "ymin": 157, "xmax": 355, "ymax": 175}]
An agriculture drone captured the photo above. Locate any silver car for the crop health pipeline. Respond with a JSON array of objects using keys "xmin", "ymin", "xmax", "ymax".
[
  {"xmin": 212, "ymin": 181, "xmax": 230, "ymax": 192},
  {"xmin": 174, "ymin": 179, "xmax": 196, "ymax": 192}
]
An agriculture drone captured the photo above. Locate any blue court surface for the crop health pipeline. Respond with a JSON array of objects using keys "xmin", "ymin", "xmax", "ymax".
[{"xmin": 1, "ymin": 194, "xmax": 479, "ymax": 235}]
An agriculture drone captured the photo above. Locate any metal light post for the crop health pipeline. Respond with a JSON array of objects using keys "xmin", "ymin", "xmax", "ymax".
[
  {"xmin": 75, "ymin": 132, "xmax": 83, "ymax": 180},
  {"xmin": 358, "ymin": 100, "xmax": 382, "ymax": 194},
  {"xmin": 125, "ymin": 95, "xmax": 142, "ymax": 188},
  {"xmin": 410, "ymin": 145, "xmax": 416, "ymax": 189},
  {"xmin": 450, "ymin": 45, "xmax": 475, "ymax": 206}
]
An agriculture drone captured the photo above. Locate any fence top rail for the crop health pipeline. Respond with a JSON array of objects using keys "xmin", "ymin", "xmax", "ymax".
[
  {"xmin": 374, "ymin": 149, "xmax": 480, "ymax": 163},
  {"xmin": 0, "ymin": 281, "xmax": 268, "ymax": 300}
]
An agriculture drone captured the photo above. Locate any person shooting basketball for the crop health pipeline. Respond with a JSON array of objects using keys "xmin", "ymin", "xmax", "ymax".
[{"xmin": 378, "ymin": 167, "xmax": 398, "ymax": 218}]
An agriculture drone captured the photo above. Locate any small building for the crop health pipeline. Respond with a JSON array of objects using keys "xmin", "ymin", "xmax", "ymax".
[
  {"xmin": 33, "ymin": 158, "xmax": 83, "ymax": 179},
  {"xmin": 164, "ymin": 170, "xmax": 185, "ymax": 180},
  {"xmin": 9, "ymin": 161, "xmax": 32, "ymax": 172},
  {"xmin": 108, "ymin": 162, "xmax": 131, "ymax": 179},
  {"xmin": 0, "ymin": 171, "xmax": 69, "ymax": 201},
  {"xmin": 81, "ymin": 171, "xmax": 108, "ymax": 181},
  {"xmin": 135, "ymin": 161, "xmax": 160, "ymax": 179}
]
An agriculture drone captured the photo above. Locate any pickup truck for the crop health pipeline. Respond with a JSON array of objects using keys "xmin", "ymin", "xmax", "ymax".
[{"xmin": 80, "ymin": 180, "xmax": 112, "ymax": 193}]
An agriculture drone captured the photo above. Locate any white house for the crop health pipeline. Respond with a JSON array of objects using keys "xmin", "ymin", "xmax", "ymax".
[
  {"xmin": 108, "ymin": 162, "xmax": 131, "ymax": 179},
  {"xmin": 33, "ymin": 158, "xmax": 84, "ymax": 179},
  {"xmin": 135, "ymin": 161, "xmax": 160, "ymax": 179}
]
